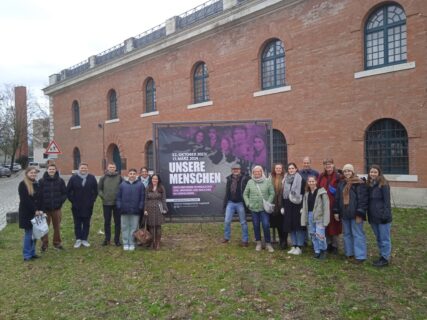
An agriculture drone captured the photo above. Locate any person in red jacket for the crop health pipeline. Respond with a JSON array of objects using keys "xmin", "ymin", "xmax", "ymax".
[{"xmin": 317, "ymin": 158, "xmax": 342, "ymax": 254}]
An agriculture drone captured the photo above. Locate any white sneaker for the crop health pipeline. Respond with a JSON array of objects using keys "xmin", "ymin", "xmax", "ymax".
[
  {"xmin": 266, "ymin": 243, "xmax": 274, "ymax": 253},
  {"xmin": 255, "ymin": 241, "xmax": 262, "ymax": 251},
  {"xmin": 81, "ymin": 240, "xmax": 90, "ymax": 248},
  {"xmin": 287, "ymin": 246, "xmax": 296, "ymax": 254},
  {"xmin": 123, "ymin": 245, "xmax": 129, "ymax": 251},
  {"xmin": 128, "ymin": 245, "xmax": 135, "ymax": 251},
  {"xmin": 73, "ymin": 239, "xmax": 82, "ymax": 248},
  {"xmin": 293, "ymin": 247, "xmax": 302, "ymax": 255}
]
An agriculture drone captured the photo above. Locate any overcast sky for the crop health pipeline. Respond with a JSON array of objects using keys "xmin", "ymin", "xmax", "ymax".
[{"xmin": 0, "ymin": 0, "xmax": 205, "ymax": 107}]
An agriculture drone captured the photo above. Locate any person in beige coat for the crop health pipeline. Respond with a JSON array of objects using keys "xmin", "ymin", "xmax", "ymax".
[{"xmin": 301, "ymin": 176, "xmax": 330, "ymax": 259}]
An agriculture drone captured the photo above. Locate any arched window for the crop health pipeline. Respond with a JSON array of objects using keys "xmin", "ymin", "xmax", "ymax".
[
  {"xmin": 193, "ymin": 62, "xmax": 209, "ymax": 103},
  {"xmin": 73, "ymin": 147, "xmax": 81, "ymax": 170},
  {"xmin": 261, "ymin": 39, "xmax": 285, "ymax": 90},
  {"xmin": 365, "ymin": 4, "xmax": 406, "ymax": 69},
  {"xmin": 108, "ymin": 90, "xmax": 118, "ymax": 120},
  {"xmin": 72, "ymin": 101, "xmax": 80, "ymax": 127},
  {"xmin": 145, "ymin": 78, "xmax": 156, "ymax": 113},
  {"xmin": 146, "ymin": 141, "xmax": 154, "ymax": 171},
  {"xmin": 272, "ymin": 129, "xmax": 288, "ymax": 166},
  {"xmin": 365, "ymin": 118, "xmax": 408, "ymax": 174},
  {"xmin": 107, "ymin": 143, "xmax": 122, "ymax": 173}
]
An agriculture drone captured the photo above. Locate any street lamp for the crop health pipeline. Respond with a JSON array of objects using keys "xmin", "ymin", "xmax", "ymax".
[{"xmin": 98, "ymin": 123, "xmax": 105, "ymax": 170}]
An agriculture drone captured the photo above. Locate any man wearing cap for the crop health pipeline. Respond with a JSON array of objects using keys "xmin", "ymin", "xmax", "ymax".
[{"xmin": 222, "ymin": 163, "xmax": 250, "ymax": 246}]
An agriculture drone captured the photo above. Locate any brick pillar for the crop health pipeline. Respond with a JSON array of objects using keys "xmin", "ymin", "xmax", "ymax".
[{"xmin": 14, "ymin": 86, "xmax": 28, "ymax": 159}]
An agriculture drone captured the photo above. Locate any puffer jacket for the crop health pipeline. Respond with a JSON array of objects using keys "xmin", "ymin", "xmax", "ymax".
[
  {"xmin": 301, "ymin": 187, "xmax": 330, "ymax": 227},
  {"xmin": 243, "ymin": 178, "xmax": 274, "ymax": 212},
  {"xmin": 37, "ymin": 171, "xmax": 67, "ymax": 211},
  {"xmin": 333, "ymin": 179, "xmax": 368, "ymax": 220},
  {"xmin": 116, "ymin": 180, "xmax": 145, "ymax": 215},
  {"xmin": 368, "ymin": 182, "xmax": 392, "ymax": 224}
]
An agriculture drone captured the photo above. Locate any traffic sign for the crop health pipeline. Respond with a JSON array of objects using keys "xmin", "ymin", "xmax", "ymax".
[{"xmin": 45, "ymin": 140, "xmax": 62, "ymax": 154}]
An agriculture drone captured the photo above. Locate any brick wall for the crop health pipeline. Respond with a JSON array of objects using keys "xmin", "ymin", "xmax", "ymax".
[{"xmin": 49, "ymin": 0, "xmax": 427, "ymax": 188}]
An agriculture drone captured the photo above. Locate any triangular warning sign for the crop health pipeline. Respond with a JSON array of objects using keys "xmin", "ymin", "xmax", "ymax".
[{"xmin": 45, "ymin": 140, "xmax": 62, "ymax": 154}]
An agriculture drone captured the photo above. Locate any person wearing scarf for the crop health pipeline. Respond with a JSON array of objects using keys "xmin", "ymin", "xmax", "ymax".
[
  {"xmin": 282, "ymin": 162, "xmax": 305, "ymax": 255},
  {"xmin": 333, "ymin": 164, "xmax": 369, "ymax": 264},
  {"xmin": 243, "ymin": 165, "xmax": 275, "ymax": 252},
  {"xmin": 67, "ymin": 163, "xmax": 98, "ymax": 248}
]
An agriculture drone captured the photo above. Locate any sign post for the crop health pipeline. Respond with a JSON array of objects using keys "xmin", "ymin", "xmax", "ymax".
[{"xmin": 45, "ymin": 140, "xmax": 62, "ymax": 155}]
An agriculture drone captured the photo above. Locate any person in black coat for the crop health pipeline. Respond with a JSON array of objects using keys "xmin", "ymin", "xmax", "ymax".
[
  {"xmin": 19, "ymin": 166, "xmax": 41, "ymax": 261},
  {"xmin": 334, "ymin": 164, "xmax": 369, "ymax": 264},
  {"xmin": 37, "ymin": 163, "xmax": 67, "ymax": 251},
  {"xmin": 222, "ymin": 163, "xmax": 250, "ymax": 246},
  {"xmin": 67, "ymin": 162, "xmax": 98, "ymax": 248},
  {"xmin": 367, "ymin": 164, "xmax": 392, "ymax": 267}
]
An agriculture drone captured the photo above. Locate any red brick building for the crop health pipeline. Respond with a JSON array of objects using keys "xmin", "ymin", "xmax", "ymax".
[{"xmin": 44, "ymin": 0, "xmax": 427, "ymax": 206}]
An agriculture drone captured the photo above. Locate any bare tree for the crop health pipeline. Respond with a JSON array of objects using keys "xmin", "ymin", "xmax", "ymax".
[{"xmin": 0, "ymin": 84, "xmax": 49, "ymax": 169}]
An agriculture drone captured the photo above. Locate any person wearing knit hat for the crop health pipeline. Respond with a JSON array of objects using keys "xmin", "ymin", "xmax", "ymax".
[
  {"xmin": 342, "ymin": 164, "xmax": 354, "ymax": 173},
  {"xmin": 333, "ymin": 163, "xmax": 369, "ymax": 264}
]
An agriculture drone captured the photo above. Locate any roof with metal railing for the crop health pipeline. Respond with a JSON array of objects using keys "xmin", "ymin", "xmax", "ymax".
[{"xmin": 51, "ymin": 0, "xmax": 249, "ymax": 85}]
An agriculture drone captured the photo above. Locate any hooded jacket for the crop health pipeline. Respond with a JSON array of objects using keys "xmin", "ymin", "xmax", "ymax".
[{"xmin": 300, "ymin": 187, "xmax": 330, "ymax": 227}]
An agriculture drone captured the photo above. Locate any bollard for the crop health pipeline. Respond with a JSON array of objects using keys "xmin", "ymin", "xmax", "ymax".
[{"xmin": 6, "ymin": 212, "xmax": 19, "ymax": 224}]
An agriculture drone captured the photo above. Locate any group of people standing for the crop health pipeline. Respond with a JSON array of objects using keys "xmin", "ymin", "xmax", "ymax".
[
  {"xmin": 18, "ymin": 157, "xmax": 393, "ymax": 267},
  {"xmin": 222, "ymin": 157, "xmax": 393, "ymax": 267},
  {"xmin": 18, "ymin": 163, "xmax": 167, "ymax": 260}
]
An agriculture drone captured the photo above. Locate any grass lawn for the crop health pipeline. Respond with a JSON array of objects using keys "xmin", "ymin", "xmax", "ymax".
[{"xmin": 0, "ymin": 202, "xmax": 426, "ymax": 319}]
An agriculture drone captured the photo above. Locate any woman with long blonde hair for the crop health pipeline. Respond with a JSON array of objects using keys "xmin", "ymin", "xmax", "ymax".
[{"xmin": 18, "ymin": 166, "xmax": 41, "ymax": 261}]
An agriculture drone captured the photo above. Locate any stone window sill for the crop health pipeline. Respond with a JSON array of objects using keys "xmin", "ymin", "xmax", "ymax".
[
  {"xmin": 354, "ymin": 62, "xmax": 415, "ymax": 79},
  {"xmin": 253, "ymin": 85, "xmax": 292, "ymax": 97},
  {"xmin": 140, "ymin": 111, "xmax": 159, "ymax": 118},
  {"xmin": 187, "ymin": 101, "xmax": 213, "ymax": 109}
]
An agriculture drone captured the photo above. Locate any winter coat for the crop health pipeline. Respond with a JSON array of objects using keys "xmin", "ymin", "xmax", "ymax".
[
  {"xmin": 243, "ymin": 178, "xmax": 274, "ymax": 212},
  {"xmin": 223, "ymin": 173, "xmax": 250, "ymax": 208},
  {"xmin": 67, "ymin": 174, "xmax": 98, "ymax": 217},
  {"xmin": 301, "ymin": 187, "xmax": 330, "ymax": 227},
  {"xmin": 144, "ymin": 185, "xmax": 168, "ymax": 226},
  {"xmin": 116, "ymin": 180, "xmax": 145, "ymax": 215},
  {"xmin": 318, "ymin": 170, "xmax": 342, "ymax": 235},
  {"xmin": 98, "ymin": 172, "xmax": 122, "ymax": 205},
  {"xmin": 18, "ymin": 180, "xmax": 39, "ymax": 229},
  {"xmin": 37, "ymin": 171, "xmax": 67, "ymax": 211},
  {"xmin": 368, "ymin": 182, "xmax": 392, "ymax": 224},
  {"xmin": 334, "ymin": 179, "xmax": 369, "ymax": 220}
]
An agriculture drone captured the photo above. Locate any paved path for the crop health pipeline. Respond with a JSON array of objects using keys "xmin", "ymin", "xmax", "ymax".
[{"xmin": 0, "ymin": 171, "xmax": 23, "ymax": 231}]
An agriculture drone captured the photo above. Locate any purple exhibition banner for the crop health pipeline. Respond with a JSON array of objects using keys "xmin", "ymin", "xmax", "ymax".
[{"xmin": 154, "ymin": 120, "xmax": 272, "ymax": 217}]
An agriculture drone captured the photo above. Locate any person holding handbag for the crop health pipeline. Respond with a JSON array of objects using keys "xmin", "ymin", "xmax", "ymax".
[
  {"xmin": 144, "ymin": 174, "xmax": 168, "ymax": 250},
  {"xmin": 243, "ymin": 165, "xmax": 275, "ymax": 252},
  {"xmin": 18, "ymin": 166, "xmax": 41, "ymax": 261}
]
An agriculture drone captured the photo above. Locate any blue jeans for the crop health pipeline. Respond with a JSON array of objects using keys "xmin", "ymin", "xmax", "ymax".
[
  {"xmin": 308, "ymin": 212, "xmax": 327, "ymax": 253},
  {"xmin": 370, "ymin": 222, "xmax": 392, "ymax": 261},
  {"xmin": 224, "ymin": 201, "xmax": 248, "ymax": 242},
  {"xmin": 72, "ymin": 213, "xmax": 92, "ymax": 241},
  {"xmin": 342, "ymin": 218, "xmax": 367, "ymax": 260},
  {"xmin": 121, "ymin": 214, "xmax": 140, "ymax": 246},
  {"xmin": 290, "ymin": 230, "xmax": 305, "ymax": 247},
  {"xmin": 23, "ymin": 229, "xmax": 36, "ymax": 260},
  {"xmin": 251, "ymin": 211, "xmax": 271, "ymax": 243}
]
